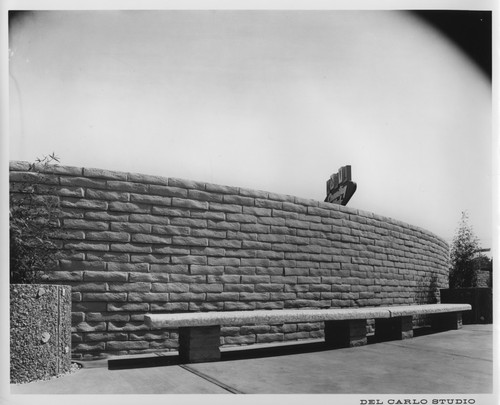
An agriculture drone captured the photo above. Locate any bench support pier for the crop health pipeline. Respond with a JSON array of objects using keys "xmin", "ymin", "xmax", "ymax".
[
  {"xmin": 375, "ymin": 316, "xmax": 414, "ymax": 341},
  {"xmin": 324, "ymin": 319, "xmax": 367, "ymax": 348},
  {"xmin": 179, "ymin": 325, "xmax": 221, "ymax": 363},
  {"xmin": 431, "ymin": 312, "xmax": 463, "ymax": 331}
]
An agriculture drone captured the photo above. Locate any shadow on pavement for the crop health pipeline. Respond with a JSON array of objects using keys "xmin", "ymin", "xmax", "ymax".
[{"xmin": 107, "ymin": 327, "xmax": 440, "ymax": 370}]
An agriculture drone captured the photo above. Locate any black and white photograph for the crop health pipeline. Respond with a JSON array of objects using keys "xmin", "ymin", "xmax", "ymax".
[{"xmin": 2, "ymin": 1, "xmax": 497, "ymax": 404}]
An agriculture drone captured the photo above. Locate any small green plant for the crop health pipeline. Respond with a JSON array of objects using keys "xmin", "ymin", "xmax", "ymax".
[
  {"xmin": 449, "ymin": 211, "xmax": 481, "ymax": 289},
  {"xmin": 10, "ymin": 153, "xmax": 62, "ymax": 284}
]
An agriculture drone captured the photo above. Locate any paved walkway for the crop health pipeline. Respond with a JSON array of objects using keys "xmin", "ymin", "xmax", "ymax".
[{"xmin": 9, "ymin": 325, "xmax": 494, "ymax": 396}]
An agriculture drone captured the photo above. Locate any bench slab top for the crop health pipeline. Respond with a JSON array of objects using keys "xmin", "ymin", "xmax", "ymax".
[
  {"xmin": 145, "ymin": 303, "xmax": 471, "ymax": 328},
  {"xmin": 378, "ymin": 303, "xmax": 472, "ymax": 317},
  {"xmin": 145, "ymin": 307, "xmax": 391, "ymax": 328}
]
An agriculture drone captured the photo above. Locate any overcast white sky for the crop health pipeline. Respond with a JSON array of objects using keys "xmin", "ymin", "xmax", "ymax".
[{"xmin": 7, "ymin": 9, "xmax": 494, "ymax": 250}]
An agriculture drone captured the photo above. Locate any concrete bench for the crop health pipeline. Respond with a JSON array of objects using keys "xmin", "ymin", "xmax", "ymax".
[{"xmin": 145, "ymin": 303, "xmax": 471, "ymax": 363}]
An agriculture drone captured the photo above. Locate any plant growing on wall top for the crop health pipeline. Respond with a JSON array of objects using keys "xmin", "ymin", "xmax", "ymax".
[{"xmin": 10, "ymin": 153, "xmax": 62, "ymax": 284}]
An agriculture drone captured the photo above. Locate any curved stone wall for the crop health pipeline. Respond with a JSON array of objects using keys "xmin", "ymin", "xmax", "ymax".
[{"xmin": 9, "ymin": 161, "xmax": 449, "ymax": 359}]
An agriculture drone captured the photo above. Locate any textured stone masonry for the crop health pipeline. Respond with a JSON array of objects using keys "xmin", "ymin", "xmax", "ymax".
[{"xmin": 9, "ymin": 162, "xmax": 450, "ymax": 359}]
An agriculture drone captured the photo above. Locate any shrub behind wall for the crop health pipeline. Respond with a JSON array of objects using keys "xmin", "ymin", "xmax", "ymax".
[{"xmin": 9, "ymin": 161, "xmax": 450, "ymax": 360}]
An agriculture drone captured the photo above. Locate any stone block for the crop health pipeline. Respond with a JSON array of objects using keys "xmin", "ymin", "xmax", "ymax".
[
  {"xmin": 168, "ymin": 177, "xmax": 206, "ymax": 190},
  {"xmin": 148, "ymin": 264, "xmax": 187, "ymax": 274},
  {"xmin": 224, "ymin": 302, "xmax": 256, "ymax": 311},
  {"xmin": 225, "ymin": 284, "xmax": 255, "ymax": 293},
  {"xmin": 256, "ymin": 301, "xmax": 285, "ymax": 310},
  {"xmin": 152, "ymin": 283, "xmax": 188, "ymax": 293},
  {"xmin": 171, "ymin": 218, "xmax": 208, "ymax": 228},
  {"xmin": 9, "ymin": 160, "xmax": 31, "ymax": 170},
  {"xmin": 172, "ymin": 236, "xmax": 208, "ymax": 246},
  {"xmin": 72, "ymin": 302, "xmax": 107, "ymax": 312},
  {"xmin": 86, "ymin": 231, "xmax": 131, "ymax": 242},
  {"xmin": 223, "ymin": 194, "xmax": 254, "ymax": 206},
  {"xmin": 73, "ymin": 322, "xmax": 107, "ymax": 333},
  {"xmin": 152, "ymin": 225, "xmax": 190, "ymax": 236},
  {"xmin": 172, "ymin": 198, "xmax": 209, "ymax": 210},
  {"xmin": 109, "ymin": 282, "xmax": 151, "ymax": 292},
  {"xmin": 106, "ymin": 181, "xmax": 148, "ymax": 194},
  {"xmin": 70, "ymin": 283, "xmax": 107, "ymax": 292},
  {"xmin": 225, "ymin": 248, "xmax": 256, "ymax": 258},
  {"xmin": 84, "ymin": 271, "xmax": 127, "ymax": 282},
  {"xmin": 149, "ymin": 184, "xmax": 188, "ymax": 198},
  {"xmin": 431, "ymin": 312, "xmax": 463, "ymax": 331},
  {"xmin": 223, "ymin": 334, "xmax": 256, "ymax": 345},
  {"xmin": 243, "ymin": 206, "xmax": 272, "ymax": 216},
  {"xmin": 273, "ymin": 209, "xmax": 299, "ymax": 220},
  {"xmin": 150, "ymin": 302, "xmax": 189, "ymax": 312},
  {"xmin": 205, "ymin": 183, "xmax": 239, "ymax": 194},
  {"xmin": 60, "ymin": 176, "xmax": 107, "ymax": 188},
  {"xmin": 107, "ymin": 302, "xmax": 150, "ymax": 312},
  {"xmin": 82, "ymin": 293, "xmax": 127, "ymax": 302},
  {"xmin": 191, "ymin": 211, "xmax": 226, "ymax": 221},
  {"xmin": 107, "ymin": 341, "xmax": 150, "ymax": 351},
  {"xmin": 129, "ymin": 214, "xmax": 170, "ymax": 225},
  {"xmin": 64, "ymin": 242, "xmax": 110, "ymax": 252},
  {"xmin": 178, "ymin": 326, "xmax": 221, "ymax": 363},
  {"xmin": 324, "ymin": 319, "xmax": 367, "ymax": 348},
  {"xmin": 190, "ymin": 265, "xmax": 224, "ymax": 275},
  {"xmin": 73, "ymin": 342, "xmax": 106, "ymax": 352},
  {"xmin": 257, "ymin": 217, "xmax": 286, "ymax": 226},
  {"xmin": 375, "ymin": 316, "xmax": 414, "ymax": 341},
  {"xmin": 189, "ymin": 302, "xmax": 225, "ymax": 311},
  {"xmin": 188, "ymin": 189, "xmax": 224, "ymax": 203},
  {"xmin": 130, "ymin": 193, "xmax": 171, "ymax": 206},
  {"xmin": 110, "ymin": 243, "xmax": 152, "ymax": 253},
  {"xmin": 241, "ymin": 224, "xmax": 270, "ymax": 233},
  {"xmin": 208, "ymin": 202, "xmax": 242, "ymax": 213},
  {"xmin": 86, "ymin": 312, "xmax": 130, "ymax": 322},
  {"xmin": 63, "ymin": 219, "xmax": 109, "ymax": 230},
  {"xmin": 190, "ymin": 284, "xmax": 223, "ymax": 293},
  {"xmin": 61, "ymin": 198, "xmax": 108, "ymax": 210},
  {"xmin": 45, "ymin": 271, "xmax": 84, "ymax": 282},
  {"xmin": 107, "ymin": 263, "xmax": 149, "ymax": 272},
  {"xmin": 284, "ymin": 331, "xmax": 311, "ymax": 341},
  {"xmin": 127, "ymin": 172, "xmax": 169, "ymax": 185},
  {"xmin": 86, "ymin": 189, "xmax": 130, "ymax": 201},
  {"xmin": 153, "ymin": 246, "xmax": 190, "ymax": 255},
  {"xmin": 107, "ymin": 321, "xmax": 150, "ymax": 332},
  {"xmin": 83, "ymin": 167, "xmax": 127, "ymax": 180},
  {"xmin": 254, "ymin": 198, "xmax": 282, "ymax": 209},
  {"xmin": 170, "ymin": 274, "xmax": 206, "ymax": 283},
  {"xmin": 239, "ymin": 292, "xmax": 270, "ymax": 301},
  {"xmin": 127, "ymin": 293, "xmax": 169, "ymax": 302},
  {"xmin": 241, "ymin": 258, "xmax": 269, "ymax": 267},
  {"xmin": 239, "ymin": 188, "xmax": 268, "ymax": 199},
  {"xmin": 241, "ymin": 275, "xmax": 270, "ymax": 284},
  {"xmin": 207, "ymin": 220, "xmax": 241, "ymax": 231},
  {"xmin": 266, "ymin": 192, "xmax": 294, "ymax": 203},
  {"xmin": 206, "ymin": 292, "xmax": 240, "ymax": 302},
  {"xmin": 207, "ymin": 275, "xmax": 240, "ymax": 284}
]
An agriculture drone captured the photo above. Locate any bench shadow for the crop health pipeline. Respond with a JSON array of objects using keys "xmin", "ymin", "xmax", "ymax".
[
  {"xmin": 108, "ymin": 355, "xmax": 182, "ymax": 370},
  {"xmin": 107, "ymin": 341, "xmax": 333, "ymax": 370},
  {"xmin": 107, "ymin": 327, "xmax": 438, "ymax": 370},
  {"xmin": 220, "ymin": 340, "xmax": 331, "ymax": 362}
]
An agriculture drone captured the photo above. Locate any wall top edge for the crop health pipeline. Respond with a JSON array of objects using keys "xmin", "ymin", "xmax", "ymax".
[{"xmin": 9, "ymin": 160, "xmax": 447, "ymax": 246}]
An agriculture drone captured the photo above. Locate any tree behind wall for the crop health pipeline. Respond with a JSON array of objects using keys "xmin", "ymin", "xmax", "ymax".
[
  {"xmin": 9, "ymin": 154, "xmax": 61, "ymax": 284},
  {"xmin": 449, "ymin": 212, "xmax": 481, "ymax": 288}
]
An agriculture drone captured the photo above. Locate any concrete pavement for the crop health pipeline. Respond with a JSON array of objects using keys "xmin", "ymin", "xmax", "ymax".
[{"xmin": 10, "ymin": 324, "xmax": 494, "ymax": 395}]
